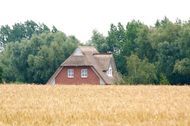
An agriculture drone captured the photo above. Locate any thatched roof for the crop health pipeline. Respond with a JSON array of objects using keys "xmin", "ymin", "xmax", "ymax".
[
  {"xmin": 94, "ymin": 53, "xmax": 112, "ymax": 71},
  {"xmin": 47, "ymin": 46, "xmax": 119, "ymax": 84}
]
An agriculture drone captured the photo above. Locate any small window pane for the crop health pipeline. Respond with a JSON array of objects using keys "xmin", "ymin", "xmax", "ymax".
[
  {"xmin": 67, "ymin": 69, "xmax": 74, "ymax": 78},
  {"xmin": 107, "ymin": 65, "xmax": 112, "ymax": 77},
  {"xmin": 81, "ymin": 69, "xmax": 88, "ymax": 78}
]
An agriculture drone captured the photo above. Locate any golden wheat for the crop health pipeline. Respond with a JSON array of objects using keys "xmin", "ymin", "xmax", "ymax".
[{"xmin": 0, "ymin": 85, "xmax": 190, "ymax": 126}]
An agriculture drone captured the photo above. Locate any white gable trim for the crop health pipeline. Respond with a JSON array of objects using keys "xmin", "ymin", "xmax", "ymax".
[
  {"xmin": 47, "ymin": 67, "xmax": 62, "ymax": 84},
  {"xmin": 91, "ymin": 66, "xmax": 106, "ymax": 85}
]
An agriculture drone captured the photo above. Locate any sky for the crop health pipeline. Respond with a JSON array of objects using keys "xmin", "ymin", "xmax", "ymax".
[{"xmin": 0, "ymin": 0, "xmax": 190, "ymax": 42}]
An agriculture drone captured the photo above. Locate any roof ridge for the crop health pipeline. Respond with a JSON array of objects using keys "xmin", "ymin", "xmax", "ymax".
[{"xmin": 93, "ymin": 53, "xmax": 112, "ymax": 55}]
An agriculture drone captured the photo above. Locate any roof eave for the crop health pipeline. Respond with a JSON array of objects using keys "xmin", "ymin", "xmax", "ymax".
[{"xmin": 61, "ymin": 65, "xmax": 93, "ymax": 67}]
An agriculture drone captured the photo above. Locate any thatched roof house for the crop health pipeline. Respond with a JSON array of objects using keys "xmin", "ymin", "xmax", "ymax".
[{"xmin": 47, "ymin": 46, "xmax": 120, "ymax": 85}]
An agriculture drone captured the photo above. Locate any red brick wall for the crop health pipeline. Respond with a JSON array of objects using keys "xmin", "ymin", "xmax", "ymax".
[{"xmin": 55, "ymin": 66, "xmax": 100, "ymax": 85}]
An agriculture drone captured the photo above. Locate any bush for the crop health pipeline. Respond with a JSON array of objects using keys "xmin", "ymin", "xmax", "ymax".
[{"xmin": 159, "ymin": 74, "xmax": 170, "ymax": 85}]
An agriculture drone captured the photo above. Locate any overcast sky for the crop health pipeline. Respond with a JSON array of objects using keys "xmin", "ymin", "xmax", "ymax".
[{"xmin": 0, "ymin": 0, "xmax": 190, "ymax": 42}]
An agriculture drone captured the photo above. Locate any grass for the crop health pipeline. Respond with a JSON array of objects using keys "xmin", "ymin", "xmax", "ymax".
[{"xmin": 0, "ymin": 85, "xmax": 190, "ymax": 126}]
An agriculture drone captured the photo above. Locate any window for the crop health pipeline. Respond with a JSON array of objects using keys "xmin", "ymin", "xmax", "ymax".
[
  {"xmin": 73, "ymin": 48, "xmax": 83, "ymax": 56},
  {"xmin": 107, "ymin": 65, "xmax": 113, "ymax": 77},
  {"xmin": 67, "ymin": 69, "xmax": 74, "ymax": 78},
  {"xmin": 81, "ymin": 69, "xmax": 88, "ymax": 78}
]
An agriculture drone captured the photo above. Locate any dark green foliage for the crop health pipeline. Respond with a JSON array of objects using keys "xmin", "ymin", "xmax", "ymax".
[
  {"xmin": 1, "ymin": 18, "xmax": 190, "ymax": 84},
  {"xmin": 0, "ymin": 32, "xmax": 78, "ymax": 83},
  {"xmin": 159, "ymin": 74, "xmax": 169, "ymax": 84},
  {"xmin": 0, "ymin": 21, "xmax": 78, "ymax": 84},
  {"xmin": 0, "ymin": 66, "xmax": 2, "ymax": 83},
  {"xmin": 0, "ymin": 20, "xmax": 52, "ymax": 43},
  {"xmin": 126, "ymin": 54, "xmax": 157, "ymax": 84},
  {"xmin": 89, "ymin": 18, "xmax": 190, "ymax": 84},
  {"xmin": 90, "ymin": 30, "xmax": 108, "ymax": 52}
]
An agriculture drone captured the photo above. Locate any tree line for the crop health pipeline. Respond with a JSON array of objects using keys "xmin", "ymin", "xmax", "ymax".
[
  {"xmin": 0, "ymin": 20, "xmax": 78, "ymax": 83},
  {"xmin": 89, "ymin": 17, "xmax": 190, "ymax": 84},
  {"xmin": 0, "ymin": 18, "xmax": 190, "ymax": 84}
]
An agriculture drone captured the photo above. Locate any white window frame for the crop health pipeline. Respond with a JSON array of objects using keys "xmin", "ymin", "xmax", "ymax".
[
  {"xmin": 81, "ymin": 69, "xmax": 88, "ymax": 78},
  {"xmin": 107, "ymin": 65, "xmax": 113, "ymax": 77},
  {"xmin": 67, "ymin": 69, "xmax": 74, "ymax": 78}
]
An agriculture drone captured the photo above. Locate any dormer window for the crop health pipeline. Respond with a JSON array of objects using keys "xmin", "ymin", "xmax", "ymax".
[
  {"xmin": 73, "ymin": 48, "xmax": 83, "ymax": 56},
  {"xmin": 107, "ymin": 65, "xmax": 113, "ymax": 77}
]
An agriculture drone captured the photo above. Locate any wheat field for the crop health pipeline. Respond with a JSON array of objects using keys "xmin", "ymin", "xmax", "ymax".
[{"xmin": 0, "ymin": 85, "xmax": 190, "ymax": 126}]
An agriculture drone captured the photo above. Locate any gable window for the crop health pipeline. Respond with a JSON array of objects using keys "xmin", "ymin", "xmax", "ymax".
[
  {"xmin": 67, "ymin": 69, "xmax": 74, "ymax": 78},
  {"xmin": 81, "ymin": 69, "xmax": 88, "ymax": 78},
  {"xmin": 107, "ymin": 65, "xmax": 113, "ymax": 77},
  {"xmin": 73, "ymin": 48, "xmax": 83, "ymax": 56}
]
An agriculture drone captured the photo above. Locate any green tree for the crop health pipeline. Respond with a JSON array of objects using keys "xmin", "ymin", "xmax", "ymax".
[
  {"xmin": 0, "ymin": 25, "xmax": 11, "ymax": 42},
  {"xmin": 90, "ymin": 30, "xmax": 108, "ymax": 52},
  {"xmin": 126, "ymin": 54, "xmax": 157, "ymax": 84},
  {"xmin": 0, "ymin": 66, "xmax": 2, "ymax": 83},
  {"xmin": 174, "ymin": 58, "xmax": 190, "ymax": 75},
  {"xmin": 0, "ymin": 32, "xmax": 78, "ymax": 84},
  {"xmin": 0, "ymin": 20, "xmax": 54, "ymax": 43},
  {"xmin": 52, "ymin": 26, "xmax": 58, "ymax": 33},
  {"xmin": 89, "ymin": 18, "xmax": 190, "ymax": 84},
  {"xmin": 156, "ymin": 41, "xmax": 181, "ymax": 83}
]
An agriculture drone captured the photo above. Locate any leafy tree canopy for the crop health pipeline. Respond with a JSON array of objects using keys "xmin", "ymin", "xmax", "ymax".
[
  {"xmin": 0, "ymin": 21, "xmax": 78, "ymax": 84},
  {"xmin": 89, "ymin": 18, "xmax": 190, "ymax": 84}
]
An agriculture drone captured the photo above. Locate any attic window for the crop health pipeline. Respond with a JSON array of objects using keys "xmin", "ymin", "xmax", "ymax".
[
  {"xmin": 107, "ymin": 65, "xmax": 113, "ymax": 77},
  {"xmin": 73, "ymin": 48, "xmax": 83, "ymax": 56}
]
